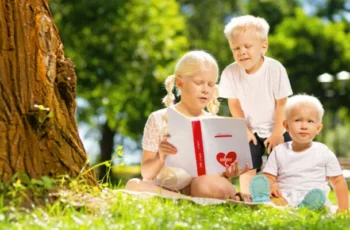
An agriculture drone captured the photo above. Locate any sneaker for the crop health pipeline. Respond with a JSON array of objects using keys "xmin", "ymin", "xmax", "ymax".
[
  {"xmin": 249, "ymin": 175, "xmax": 270, "ymax": 203},
  {"xmin": 298, "ymin": 188, "xmax": 326, "ymax": 210}
]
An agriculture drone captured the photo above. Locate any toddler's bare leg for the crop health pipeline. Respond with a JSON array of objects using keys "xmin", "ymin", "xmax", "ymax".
[
  {"xmin": 125, "ymin": 178, "xmax": 187, "ymax": 198},
  {"xmin": 239, "ymin": 169, "xmax": 257, "ymax": 194},
  {"xmin": 190, "ymin": 174, "xmax": 237, "ymax": 199}
]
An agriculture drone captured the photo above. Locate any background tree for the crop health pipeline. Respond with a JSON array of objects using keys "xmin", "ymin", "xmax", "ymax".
[
  {"xmin": 50, "ymin": 0, "xmax": 188, "ymax": 180},
  {"xmin": 0, "ymin": 0, "xmax": 95, "ymax": 184}
]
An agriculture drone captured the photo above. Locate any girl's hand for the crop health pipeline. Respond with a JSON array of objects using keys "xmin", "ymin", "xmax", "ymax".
[
  {"xmin": 224, "ymin": 160, "xmax": 250, "ymax": 179},
  {"xmin": 158, "ymin": 135, "xmax": 177, "ymax": 162},
  {"xmin": 271, "ymin": 185, "xmax": 282, "ymax": 198},
  {"xmin": 264, "ymin": 134, "xmax": 284, "ymax": 153}
]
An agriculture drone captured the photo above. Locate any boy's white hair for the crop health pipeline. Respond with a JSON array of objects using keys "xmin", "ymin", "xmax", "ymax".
[
  {"xmin": 224, "ymin": 15, "xmax": 270, "ymax": 41},
  {"xmin": 285, "ymin": 94, "xmax": 325, "ymax": 122}
]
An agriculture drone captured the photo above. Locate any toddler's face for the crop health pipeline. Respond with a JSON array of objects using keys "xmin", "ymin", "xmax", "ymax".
[
  {"xmin": 229, "ymin": 28, "xmax": 267, "ymax": 74},
  {"xmin": 177, "ymin": 65, "xmax": 217, "ymax": 111},
  {"xmin": 284, "ymin": 104, "xmax": 323, "ymax": 146}
]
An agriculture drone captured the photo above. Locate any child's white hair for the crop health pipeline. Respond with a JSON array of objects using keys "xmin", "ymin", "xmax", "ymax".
[
  {"xmin": 285, "ymin": 94, "xmax": 325, "ymax": 122},
  {"xmin": 162, "ymin": 50, "xmax": 220, "ymax": 115},
  {"xmin": 224, "ymin": 15, "xmax": 270, "ymax": 42},
  {"xmin": 161, "ymin": 51, "xmax": 220, "ymax": 136}
]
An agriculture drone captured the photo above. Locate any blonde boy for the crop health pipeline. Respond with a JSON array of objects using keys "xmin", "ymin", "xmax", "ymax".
[
  {"xmin": 219, "ymin": 15, "xmax": 293, "ymax": 193},
  {"xmin": 256, "ymin": 94, "xmax": 348, "ymax": 211}
]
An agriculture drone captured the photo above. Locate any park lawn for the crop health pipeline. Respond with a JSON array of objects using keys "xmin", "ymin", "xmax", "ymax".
[{"xmin": 0, "ymin": 185, "xmax": 349, "ymax": 230}]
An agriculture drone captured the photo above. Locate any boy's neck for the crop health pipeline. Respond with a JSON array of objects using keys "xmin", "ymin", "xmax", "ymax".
[
  {"xmin": 245, "ymin": 56, "xmax": 264, "ymax": 74},
  {"xmin": 291, "ymin": 141, "xmax": 312, "ymax": 152}
]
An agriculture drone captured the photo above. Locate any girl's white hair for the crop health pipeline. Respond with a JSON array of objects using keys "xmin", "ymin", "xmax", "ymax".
[
  {"xmin": 285, "ymin": 94, "xmax": 325, "ymax": 122},
  {"xmin": 162, "ymin": 50, "xmax": 220, "ymax": 115},
  {"xmin": 224, "ymin": 15, "xmax": 270, "ymax": 41},
  {"xmin": 161, "ymin": 51, "xmax": 220, "ymax": 136}
]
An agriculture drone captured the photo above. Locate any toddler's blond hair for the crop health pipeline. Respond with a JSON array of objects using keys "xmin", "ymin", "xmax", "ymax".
[{"xmin": 285, "ymin": 94, "xmax": 325, "ymax": 122}]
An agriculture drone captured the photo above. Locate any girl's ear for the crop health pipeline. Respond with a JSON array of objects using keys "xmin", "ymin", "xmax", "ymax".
[{"xmin": 175, "ymin": 77, "xmax": 182, "ymax": 89}]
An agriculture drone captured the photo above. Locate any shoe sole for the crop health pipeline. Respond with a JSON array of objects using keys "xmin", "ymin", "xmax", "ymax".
[
  {"xmin": 249, "ymin": 175, "xmax": 270, "ymax": 203},
  {"xmin": 298, "ymin": 188, "xmax": 326, "ymax": 210}
]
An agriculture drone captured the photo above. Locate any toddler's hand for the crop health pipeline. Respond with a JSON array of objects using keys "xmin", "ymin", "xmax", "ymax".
[
  {"xmin": 264, "ymin": 134, "xmax": 284, "ymax": 153},
  {"xmin": 224, "ymin": 161, "xmax": 249, "ymax": 179},
  {"xmin": 247, "ymin": 129, "xmax": 257, "ymax": 145},
  {"xmin": 158, "ymin": 135, "xmax": 177, "ymax": 161}
]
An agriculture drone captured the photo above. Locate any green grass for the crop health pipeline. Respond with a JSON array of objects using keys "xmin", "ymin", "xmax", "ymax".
[{"xmin": 0, "ymin": 182, "xmax": 349, "ymax": 230}]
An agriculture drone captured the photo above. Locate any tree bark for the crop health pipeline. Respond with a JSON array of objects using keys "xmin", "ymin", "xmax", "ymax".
[
  {"xmin": 0, "ymin": 0, "xmax": 96, "ymax": 185},
  {"xmin": 98, "ymin": 122, "xmax": 115, "ymax": 182}
]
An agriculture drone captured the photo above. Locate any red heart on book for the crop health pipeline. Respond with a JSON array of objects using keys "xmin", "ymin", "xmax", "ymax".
[{"xmin": 216, "ymin": 152, "xmax": 237, "ymax": 167}]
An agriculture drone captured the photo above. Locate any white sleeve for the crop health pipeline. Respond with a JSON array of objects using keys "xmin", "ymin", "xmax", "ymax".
[
  {"xmin": 142, "ymin": 113, "xmax": 161, "ymax": 153},
  {"xmin": 325, "ymin": 148, "xmax": 343, "ymax": 177},
  {"xmin": 263, "ymin": 149, "xmax": 279, "ymax": 176},
  {"xmin": 273, "ymin": 64, "xmax": 293, "ymax": 99},
  {"xmin": 218, "ymin": 68, "xmax": 237, "ymax": 99}
]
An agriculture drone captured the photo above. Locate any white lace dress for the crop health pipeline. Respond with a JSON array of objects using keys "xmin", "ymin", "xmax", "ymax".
[{"xmin": 142, "ymin": 107, "xmax": 194, "ymax": 190}]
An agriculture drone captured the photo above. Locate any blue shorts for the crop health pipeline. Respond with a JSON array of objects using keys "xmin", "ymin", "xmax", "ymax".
[{"xmin": 250, "ymin": 132, "xmax": 291, "ymax": 171}]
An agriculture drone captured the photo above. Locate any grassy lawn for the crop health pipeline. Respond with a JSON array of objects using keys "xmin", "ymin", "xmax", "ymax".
[
  {"xmin": 0, "ymin": 187, "xmax": 349, "ymax": 230},
  {"xmin": 0, "ymin": 167, "xmax": 348, "ymax": 230}
]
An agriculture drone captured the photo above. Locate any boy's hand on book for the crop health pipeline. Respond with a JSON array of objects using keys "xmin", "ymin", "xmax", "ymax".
[
  {"xmin": 159, "ymin": 135, "xmax": 177, "ymax": 162},
  {"xmin": 224, "ymin": 161, "xmax": 249, "ymax": 179},
  {"xmin": 264, "ymin": 134, "xmax": 284, "ymax": 153}
]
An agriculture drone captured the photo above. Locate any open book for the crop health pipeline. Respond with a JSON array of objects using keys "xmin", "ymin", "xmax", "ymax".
[{"xmin": 166, "ymin": 107, "xmax": 252, "ymax": 177}]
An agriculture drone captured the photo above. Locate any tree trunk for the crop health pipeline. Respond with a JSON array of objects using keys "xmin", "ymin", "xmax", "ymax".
[
  {"xmin": 0, "ymin": 0, "xmax": 96, "ymax": 185},
  {"xmin": 98, "ymin": 122, "xmax": 115, "ymax": 182}
]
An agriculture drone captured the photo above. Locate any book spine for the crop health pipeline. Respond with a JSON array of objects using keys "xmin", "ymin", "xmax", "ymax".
[{"xmin": 192, "ymin": 120, "xmax": 206, "ymax": 176}]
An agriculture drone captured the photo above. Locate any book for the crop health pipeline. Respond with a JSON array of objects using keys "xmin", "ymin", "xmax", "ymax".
[{"xmin": 166, "ymin": 107, "xmax": 252, "ymax": 177}]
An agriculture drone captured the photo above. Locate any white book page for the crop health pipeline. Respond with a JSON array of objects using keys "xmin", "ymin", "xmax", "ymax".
[
  {"xmin": 201, "ymin": 117, "xmax": 252, "ymax": 173},
  {"xmin": 166, "ymin": 107, "xmax": 197, "ymax": 176}
]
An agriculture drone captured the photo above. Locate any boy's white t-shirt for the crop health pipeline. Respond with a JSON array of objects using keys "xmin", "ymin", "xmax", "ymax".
[
  {"xmin": 263, "ymin": 142, "xmax": 342, "ymax": 195},
  {"xmin": 219, "ymin": 56, "xmax": 293, "ymax": 137}
]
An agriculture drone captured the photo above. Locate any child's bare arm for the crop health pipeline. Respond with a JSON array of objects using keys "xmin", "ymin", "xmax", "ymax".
[
  {"xmin": 228, "ymin": 98, "xmax": 257, "ymax": 145},
  {"xmin": 263, "ymin": 172, "xmax": 282, "ymax": 197},
  {"xmin": 328, "ymin": 174, "xmax": 349, "ymax": 212},
  {"xmin": 141, "ymin": 136, "xmax": 177, "ymax": 180},
  {"xmin": 264, "ymin": 97, "xmax": 287, "ymax": 153},
  {"xmin": 228, "ymin": 98, "xmax": 244, "ymax": 118}
]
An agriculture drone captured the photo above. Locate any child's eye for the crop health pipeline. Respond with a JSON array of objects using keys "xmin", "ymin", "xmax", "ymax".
[
  {"xmin": 245, "ymin": 45, "xmax": 252, "ymax": 49},
  {"xmin": 208, "ymin": 82, "xmax": 215, "ymax": 87},
  {"xmin": 295, "ymin": 119, "xmax": 301, "ymax": 122},
  {"xmin": 233, "ymin": 47, "xmax": 239, "ymax": 51},
  {"xmin": 308, "ymin": 120, "xmax": 314, "ymax": 123}
]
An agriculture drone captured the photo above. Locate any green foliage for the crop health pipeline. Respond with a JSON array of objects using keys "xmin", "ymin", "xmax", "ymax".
[
  {"xmin": 244, "ymin": 0, "xmax": 301, "ymax": 33},
  {"xmin": 50, "ymin": 0, "xmax": 188, "ymax": 139},
  {"xmin": 268, "ymin": 9, "xmax": 350, "ymax": 109}
]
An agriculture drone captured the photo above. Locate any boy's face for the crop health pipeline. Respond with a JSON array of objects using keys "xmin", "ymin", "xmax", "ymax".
[
  {"xmin": 229, "ymin": 28, "xmax": 268, "ymax": 74},
  {"xmin": 176, "ymin": 65, "xmax": 217, "ymax": 111},
  {"xmin": 283, "ymin": 104, "xmax": 323, "ymax": 147}
]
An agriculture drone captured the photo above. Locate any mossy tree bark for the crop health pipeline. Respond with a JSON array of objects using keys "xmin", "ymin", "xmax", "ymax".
[{"xmin": 0, "ymin": 0, "xmax": 96, "ymax": 185}]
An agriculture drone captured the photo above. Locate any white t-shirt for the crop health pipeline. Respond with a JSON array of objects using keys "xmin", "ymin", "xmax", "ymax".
[
  {"xmin": 219, "ymin": 57, "xmax": 293, "ymax": 137},
  {"xmin": 263, "ymin": 142, "xmax": 342, "ymax": 195}
]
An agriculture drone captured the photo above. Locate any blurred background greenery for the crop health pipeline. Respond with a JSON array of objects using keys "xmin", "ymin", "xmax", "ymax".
[{"xmin": 49, "ymin": 0, "xmax": 350, "ymax": 183}]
